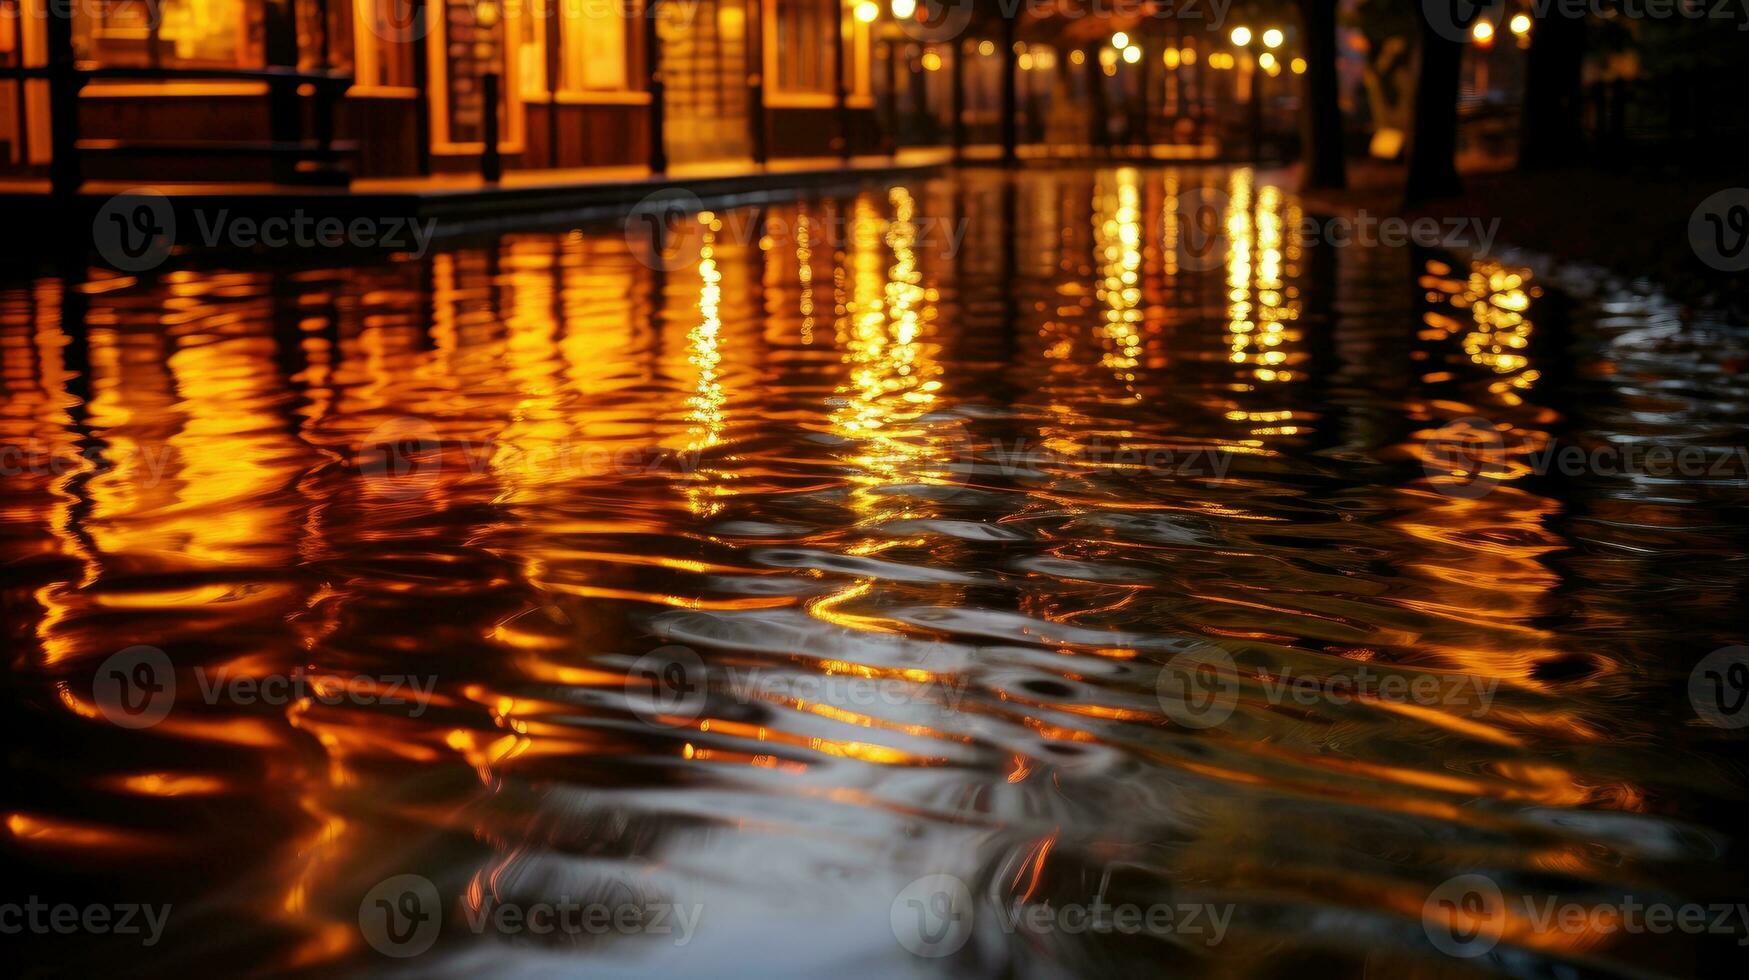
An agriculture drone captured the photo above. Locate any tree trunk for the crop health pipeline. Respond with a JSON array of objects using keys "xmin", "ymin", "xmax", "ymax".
[
  {"xmin": 1518, "ymin": 13, "xmax": 1587, "ymax": 170},
  {"xmin": 1298, "ymin": 0, "xmax": 1347, "ymax": 189},
  {"xmin": 1405, "ymin": 23, "xmax": 1465, "ymax": 202},
  {"xmin": 1000, "ymin": 15, "xmax": 1019, "ymax": 165}
]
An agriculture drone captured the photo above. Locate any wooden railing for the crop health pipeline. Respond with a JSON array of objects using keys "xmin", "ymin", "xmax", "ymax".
[{"xmin": 0, "ymin": 64, "xmax": 355, "ymax": 192}]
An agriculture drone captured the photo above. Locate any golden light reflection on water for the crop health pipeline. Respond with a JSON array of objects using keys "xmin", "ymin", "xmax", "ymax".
[
  {"xmin": 0, "ymin": 172, "xmax": 1737, "ymax": 977},
  {"xmin": 1093, "ymin": 168, "xmax": 1144, "ymax": 397},
  {"xmin": 830, "ymin": 188, "xmax": 946, "ymax": 507}
]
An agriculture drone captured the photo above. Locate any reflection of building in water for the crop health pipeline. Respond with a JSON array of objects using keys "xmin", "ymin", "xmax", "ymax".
[
  {"xmin": 682, "ymin": 218, "xmax": 729, "ymax": 517},
  {"xmin": 830, "ymin": 188, "xmax": 944, "ymax": 508},
  {"xmin": 1422, "ymin": 258, "xmax": 1542, "ymax": 404},
  {"xmin": 1221, "ymin": 170, "xmax": 1306, "ymax": 442},
  {"xmin": 1092, "ymin": 168, "xmax": 1143, "ymax": 399},
  {"xmin": 796, "ymin": 208, "xmax": 817, "ymax": 345}
]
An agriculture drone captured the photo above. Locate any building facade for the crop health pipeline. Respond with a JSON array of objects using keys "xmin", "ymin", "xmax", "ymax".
[{"xmin": 0, "ymin": 0, "xmax": 886, "ymax": 182}]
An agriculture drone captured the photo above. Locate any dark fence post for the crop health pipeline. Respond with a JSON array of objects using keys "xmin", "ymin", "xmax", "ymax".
[
  {"xmin": 44, "ymin": 0, "xmax": 83, "ymax": 196},
  {"xmin": 883, "ymin": 39, "xmax": 899, "ymax": 153},
  {"xmin": 950, "ymin": 41, "xmax": 966, "ymax": 160},
  {"xmin": 263, "ymin": 0, "xmax": 302, "ymax": 183},
  {"xmin": 645, "ymin": 0, "xmax": 668, "ymax": 173},
  {"xmin": 833, "ymin": 0, "xmax": 850, "ymax": 159},
  {"xmin": 481, "ymin": 71, "xmax": 502, "ymax": 182},
  {"xmin": 412, "ymin": 0, "xmax": 432, "ymax": 175},
  {"xmin": 999, "ymin": 17, "xmax": 1017, "ymax": 165},
  {"xmin": 746, "ymin": 0, "xmax": 766, "ymax": 165}
]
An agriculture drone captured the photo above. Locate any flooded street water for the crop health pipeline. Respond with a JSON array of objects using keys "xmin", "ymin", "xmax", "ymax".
[{"xmin": 3, "ymin": 167, "xmax": 1747, "ymax": 977}]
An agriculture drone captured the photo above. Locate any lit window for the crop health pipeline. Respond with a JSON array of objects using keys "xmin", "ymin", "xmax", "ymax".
[{"xmin": 559, "ymin": 0, "xmax": 630, "ymax": 91}]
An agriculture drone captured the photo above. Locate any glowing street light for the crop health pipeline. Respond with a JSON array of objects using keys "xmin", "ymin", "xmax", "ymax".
[
  {"xmin": 1509, "ymin": 13, "xmax": 1532, "ymax": 35},
  {"xmin": 1258, "ymin": 51, "xmax": 1276, "ymax": 71},
  {"xmin": 1230, "ymin": 26, "xmax": 1252, "ymax": 47},
  {"xmin": 921, "ymin": 49, "xmax": 942, "ymax": 71},
  {"xmin": 1111, "ymin": 31, "xmax": 1129, "ymax": 49},
  {"xmin": 1122, "ymin": 44, "xmax": 1141, "ymax": 64},
  {"xmin": 854, "ymin": 0, "xmax": 879, "ymax": 23},
  {"xmin": 890, "ymin": 0, "xmax": 915, "ymax": 19},
  {"xmin": 1261, "ymin": 28, "xmax": 1283, "ymax": 49},
  {"xmin": 1471, "ymin": 19, "xmax": 1495, "ymax": 45},
  {"xmin": 1290, "ymin": 56, "xmax": 1306, "ymax": 74}
]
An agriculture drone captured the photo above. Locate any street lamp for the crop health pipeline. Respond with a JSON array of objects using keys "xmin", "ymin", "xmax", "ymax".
[
  {"xmin": 890, "ymin": 0, "xmax": 915, "ymax": 18},
  {"xmin": 1230, "ymin": 26, "xmax": 1252, "ymax": 47},
  {"xmin": 1262, "ymin": 28, "xmax": 1283, "ymax": 49}
]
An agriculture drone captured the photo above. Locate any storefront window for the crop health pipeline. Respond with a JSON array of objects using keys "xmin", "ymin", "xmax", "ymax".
[
  {"xmin": 441, "ymin": 0, "xmax": 505, "ymax": 142},
  {"xmin": 74, "ymin": 0, "xmax": 263, "ymax": 68},
  {"xmin": 354, "ymin": 0, "xmax": 419, "ymax": 87},
  {"xmin": 517, "ymin": 0, "xmax": 546, "ymax": 97},
  {"xmin": 558, "ymin": 0, "xmax": 629, "ymax": 91},
  {"xmin": 773, "ymin": 0, "xmax": 830, "ymax": 94},
  {"xmin": 771, "ymin": 0, "xmax": 868, "ymax": 98}
]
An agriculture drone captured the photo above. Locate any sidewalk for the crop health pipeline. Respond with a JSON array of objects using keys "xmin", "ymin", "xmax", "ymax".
[
  {"xmin": 1295, "ymin": 155, "xmax": 1745, "ymax": 316},
  {"xmin": 1, "ymin": 148, "xmax": 956, "ymax": 243}
]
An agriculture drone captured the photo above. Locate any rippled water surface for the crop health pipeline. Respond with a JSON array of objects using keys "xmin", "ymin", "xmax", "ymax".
[{"xmin": 4, "ymin": 168, "xmax": 1748, "ymax": 978}]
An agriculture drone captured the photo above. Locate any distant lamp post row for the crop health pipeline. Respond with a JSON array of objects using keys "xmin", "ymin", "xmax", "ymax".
[
  {"xmin": 1472, "ymin": 12, "xmax": 1534, "ymax": 45},
  {"xmin": 1226, "ymin": 23, "xmax": 1294, "ymax": 160}
]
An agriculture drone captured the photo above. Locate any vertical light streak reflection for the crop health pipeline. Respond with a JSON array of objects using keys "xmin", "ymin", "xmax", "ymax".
[
  {"xmin": 1223, "ymin": 172, "xmax": 1307, "ymax": 440},
  {"xmin": 685, "ymin": 215, "xmax": 728, "ymax": 517},
  {"xmin": 1093, "ymin": 168, "xmax": 1144, "ymax": 399},
  {"xmin": 796, "ymin": 208, "xmax": 816, "ymax": 345},
  {"xmin": 831, "ymin": 188, "xmax": 943, "ymax": 511}
]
